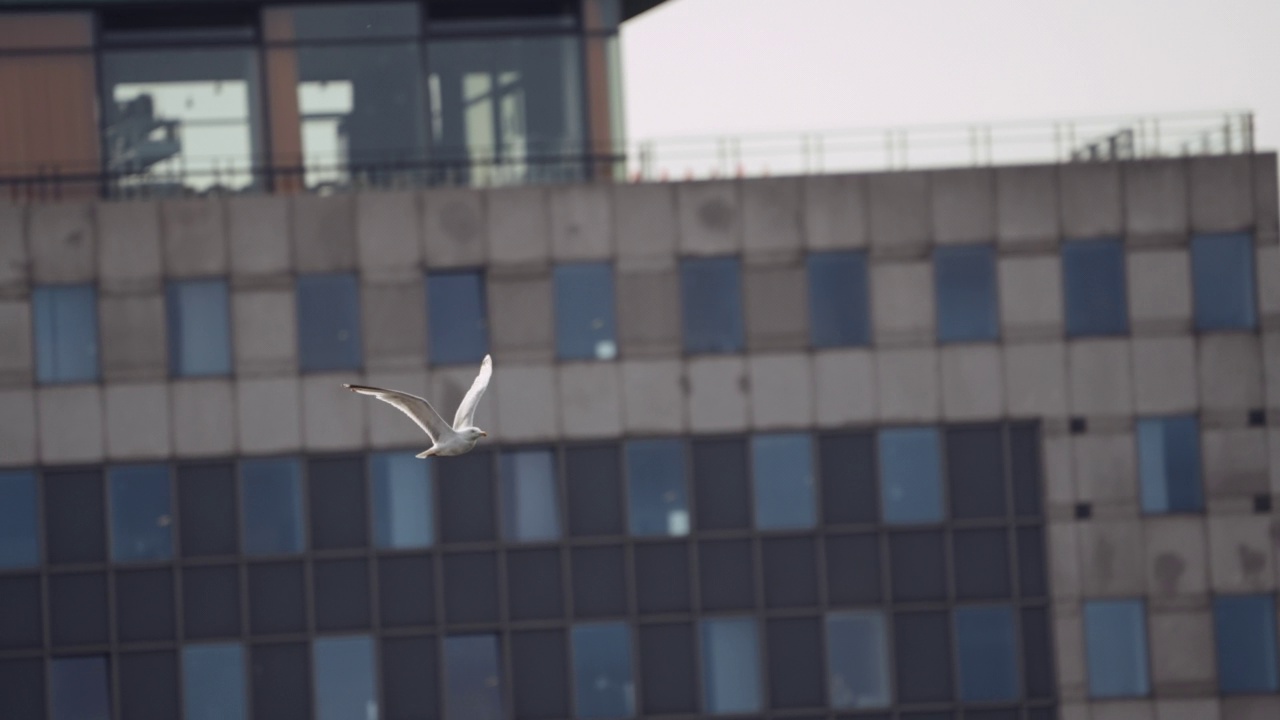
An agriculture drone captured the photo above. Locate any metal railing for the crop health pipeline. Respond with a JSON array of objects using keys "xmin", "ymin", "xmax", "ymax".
[{"xmin": 0, "ymin": 110, "xmax": 1256, "ymax": 202}]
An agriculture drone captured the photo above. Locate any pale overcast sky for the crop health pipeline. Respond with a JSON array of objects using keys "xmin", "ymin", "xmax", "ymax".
[{"xmin": 621, "ymin": 0, "xmax": 1277, "ymax": 161}]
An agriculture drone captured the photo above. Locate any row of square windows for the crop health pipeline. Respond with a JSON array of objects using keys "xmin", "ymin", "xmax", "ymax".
[
  {"xmin": 0, "ymin": 426, "xmax": 1043, "ymax": 570},
  {"xmin": 27, "ymin": 231, "xmax": 1262, "ymax": 383},
  {"xmin": 0, "ymin": 607, "xmax": 1057, "ymax": 720}
]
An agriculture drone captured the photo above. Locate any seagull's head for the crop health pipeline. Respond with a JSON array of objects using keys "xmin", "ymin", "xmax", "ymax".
[{"xmin": 461, "ymin": 426, "xmax": 488, "ymax": 442}]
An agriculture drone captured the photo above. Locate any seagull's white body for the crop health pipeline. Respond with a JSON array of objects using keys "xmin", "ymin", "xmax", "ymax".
[{"xmin": 344, "ymin": 355, "xmax": 492, "ymax": 458}]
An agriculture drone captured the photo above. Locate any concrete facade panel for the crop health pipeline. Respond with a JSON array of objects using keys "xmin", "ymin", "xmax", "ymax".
[
  {"xmin": 803, "ymin": 173, "xmax": 869, "ymax": 250},
  {"xmin": 303, "ymin": 373, "xmax": 367, "ymax": 451},
  {"xmin": 487, "ymin": 186, "xmax": 550, "ymax": 265},
  {"xmin": 361, "ymin": 280, "xmax": 428, "ymax": 371},
  {"xmin": 614, "ymin": 182, "xmax": 677, "ymax": 269},
  {"xmin": 0, "ymin": 299, "xmax": 32, "ymax": 385},
  {"xmin": 0, "ymin": 203, "xmax": 25, "ymax": 291},
  {"xmin": 236, "ymin": 377, "xmax": 302, "ymax": 454},
  {"xmin": 748, "ymin": 353, "xmax": 813, "ymax": 429},
  {"xmin": 161, "ymin": 198, "xmax": 228, "ymax": 276},
  {"xmin": 1144, "ymin": 516, "xmax": 1209, "ymax": 600},
  {"xmin": 870, "ymin": 260, "xmax": 934, "ymax": 346},
  {"xmin": 677, "ymin": 180, "xmax": 741, "ymax": 256},
  {"xmin": 939, "ymin": 343, "xmax": 1004, "ymax": 420},
  {"xmin": 38, "ymin": 384, "xmax": 104, "ymax": 464},
  {"xmin": 487, "ymin": 270, "xmax": 554, "ymax": 364},
  {"xmin": 1068, "ymin": 339, "xmax": 1135, "ymax": 417},
  {"xmin": 28, "ymin": 201, "xmax": 95, "ymax": 284},
  {"xmin": 421, "ymin": 187, "xmax": 487, "ymax": 268},
  {"xmin": 867, "ymin": 172, "xmax": 930, "ymax": 256},
  {"xmin": 1123, "ymin": 160, "xmax": 1189, "ymax": 242},
  {"xmin": 98, "ymin": 200, "xmax": 161, "ymax": 291},
  {"xmin": 741, "ymin": 177, "xmax": 803, "ymax": 257},
  {"xmin": 813, "ymin": 349, "xmax": 876, "ymax": 426},
  {"xmin": 1189, "ymin": 155, "xmax": 1253, "ymax": 233},
  {"xmin": 492, "ymin": 363, "xmax": 558, "ymax": 441},
  {"xmin": 550, "ymin": 183, "xmax": 614, "ymax": 261},
  {"xmin": 616, "ymin": 269, "xmax": 681, "ymax": 357},
  {"xmin": 996, "ymin": 165, "xmax": 1058, "ymax": 247},
  {"xmin": 171, "ymin": 379, "xmax": 236, "ymax": 457},
  {"xmin": 0, "ymin": 388, "xmax": 37, "ymax": 466},
  {"xmin": 356, "ymin": 190, "xmax": 421, "ymax": 280},
  {"xmin": 1206, "ymin": 514, "xmax": 1276, "ymax": 593},
  {"xmin": 686, "ymin": 356, "xmax": 748, "ymax": 432},
  {"xmin": 874, "ymin": 347, "xmax": 940, "ymax": 422},
  {"xmin": 99, "ymin": 294, "xmax": 167, "ymax": 382},
  {"xmin": 1147, "ymin": 609, "xmax": 1217, "ymax": 692},
  {"xmin": 228, "ymin": 194, "xmax": 292, "ymax": 278},
  {"xmin": 620, "ymin": 358, "xmax": 686, "ymax": 434},
  {"xmin": 1077, "ymin": 518, "xmax": 1146, "ymax": 596},
  {"xmin": 293, "ymin": 193, "xmax": 357, "ymax": 273},
  {"xmin": 232, "ymin": 288, "xmax": 298, "ymax": 376},
  {"xmin": 1059, "ymin": 162, "xmax": 1123, "ymax": 239},
  {"xmin": 559, "ymin": 362, "xmax": 623, "ymax": 439},
  {"xmin": 742, "ymin": 262, "xmax": 808, "ymax": 352},
  {"xmin": 1197, "ymin": 334, "xmax": 1264, "ymax": 413},
  {"xmin": 998, "ymin": 254, "xmax": 1063, "ymax": 339},
  {"xmin": 1004, "ymin": 341, "xmax": 1069, "ymax": 418},
  {"xmin": 1128, "ymin": 248, "xmax": 1193, "ymax": 333},
  {"xmin": 104, "ymin": 382, "xmax": 171, "ymax": 460},
  {"xmin": 930, "ymin": 168, "xmax": 995, "ymax": 245},
  {"xmin": 1132, "ymin": 336, "xmax": 1198, "ymax": 414},
  {"xmin": 1072, "ymin": 431, "xmax": 1137, "ymax": 506},
  {"xmin": 1202, "ymin": 428, "xmax": 1270, "ymax": 498}
]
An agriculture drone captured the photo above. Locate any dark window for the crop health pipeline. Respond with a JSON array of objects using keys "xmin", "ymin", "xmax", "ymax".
[
  {"xmin": 692, "ymin": 438, "xmax": 750, "ymax": 530},
  {"xmin": 108, "ymin": 463, "xmax": 173, "ymax": 562},
  {"xmin": 116, "ymin": 568, "xmax": 175, "ymax": 642},
  {"xmin": 248, "ymin": 562, "xmax": 307, "ymax": 635},
  {"xmin": 183, "ymin": 643, "xmax": 247, "ymax": 720},
  {"xmin": 512, "ymin": 630, "xmax": 569, "ymax": 720},
  {"xmin": 1022, "ymin": 607, "xmax": 1054, "ymax": 699},
  {"xmin": 1083, "ymin": 599, "xmax": 1150, "ymax": 698},
  {"xmin": 699, "ymin": 540, "xmax": 755, "ymax": 612},
  {"xmin": 500, "ymin": 449, "xmax": 562, "ymax": 541},
  {"xmin": 382, "ymin": 636, "xmax": 439, "ymax": 720},
  {"xmin": 825, "ymin": 534, "xmax": 882, "ymax": 606},
  {"xmin": 507, "ymin": 548, "xmax": 563, "ymax": 621},
  {"xmin": 119, "ymin": 650, "xmax": 179, "ymax": 720},
  {"xmin": 427, "ymin": 270, "xmax": 489, "ymax": 365},
  {"xmin": 297, "ymin": 272, "xmax": 363, "ymax": 371},
  {"xmin": 241, "ymin": 458, "xmax": 305, "ymax": 556},
  {"xmin": 250, "ymin": 642, "xmax": 311, "ymax": 720},
  {"xmin": 166, "ymin": 278, "xmax": 231, "ymax": 376},
  {"xmin": 378, "ymin": 555, "xmax": 435, "ymax": 627},
  {"xmin": 572, "ymin": 545, "xmax": 627, "ymax": 618},
  {"xmin": 438, "ymin": 451, "xmax": 495, "ymax": 543},
  {"xmin": 0, "ymin": 575, "xmax": 42, "ymax": 650},
  {"xmin": 573, "ymin": 622, "xmax": 635, "ymax": 718},
  {"xmin": 1009, "ymin": 423, "xmax": 1042, "ymax": 518},
  {"xmin": 954, "ymin": 605, "xmax": 1018, "ymax": 702},
  {"xmin": 554, "ymin": 262, "xmax": 618, "ymax": 360},
  {"xmin": 635, "ymin": 541, "xmax": 690, "ymax": 614},
  {"xmin": 1191, "ymin": 232, "xmax": 1257, "ymax": 330},
  {"xmin": 946, "ymin": 425, "xmax": 1006, "ymax": 519},
  {"xmin": 680, "ymin": 256, "xmax": 745, "ymax": 354},
  {"xmin": 314, "ymin": 635, "xmax": 377, "ymax": 720},
  {"xmin": 443, "ymin": 552, "xmax": 499, "ymax": 624},
  {"xmin": 889, "ymin": 531, "xmax": 946, "ymax": 602},
  {"xmin": 807, "ymin": 250, "xmax": 871, "ymax": 347},
  {"xmin": 178, "ymin": 462, "xmax": 238, "ymax": 557},
  {"xmin": 767, "ymin": 617, "xmax": 824, "ymax": 708},
  {"xmin": 935, "ymin": 244, "xmax": 998, "ymax": 342},
  {"xmin": 1213, "ymin": 594, "xmax": 1279, "ymax": 694},
  {"xmin": 443, "ymin": 635, "xmax": 504, "ymax": 720},
  {"xmin": 50, "ymin": 656, "xmax": 111, "ymax": 720},
  {"xmin": 314, "ymin": 559, "xmax": 371, "ymax": 631},
  {"xmin": 565, "ymin": 444, "xmax": 623, "ymax": 536},
  {"xmin": 308, "ymin": 456, "xmax": 368, "ymax": 550},
  {"xmin": 826, "ymin": 611, "xmax": 890, "ymax": 709},
  {"xmin": 762, "ymin": 537, "xmax": 818, "ymax": 609},
  {"xmin": 1063, "ymin": 238, "xmax": 1128, "ymax": 337},
  {"xmin": 0, "ymin": 658, "xmax": 45, "ymax": 720},
  {"xmin": 952, "ymin": 529, "xmax": 1011, "ymax": 600},
  {"xmin": 45, "ymin": 468, "xmax": 106, "ymax": 564},
  {"xmin": 700, "ymin": 617, "xmax": 762, "ymax": 713},
  {"xmin": 183, "ymin": 565, "xmax": 242, "ymax": 639},
  {"xmin": 639, "ymin": 623, "xmax": 697, "ymax": 714},
  {"xmin": 50, "ymin": 572, "xmax": 108, "ymax": 647},
  {"xmin": 372, "ymin": 451, "xmax": 434, "ymax": 549},
  {"xmin": 0, "ymin": 470, "xmax": 38, "ymax": 568},
  {"xmin": 626, "ymin": 438, "xmax": 690, "ymax": 537},
  {"xmin": 818, "ymin": 432, "xmax": 877, "ymax": 525},
  {"xmin": 879, "ymin": 427, "xmax": 944, "ymax": 524},
  {"xmin": 893, "ymin": 611, "xmax": 952, "ymax": 703},
  {"xmin": 752, "ymin": 433, "xmax": 816, "ymax": 530},
  {"xmin": 33, "ymin": 284, "xmax": 99, "ymax": 383},
  {"xmin": 1017, "ymin": 527, "xmax": 1049, "ymax": 599},
  {"xmin": 1137, "ymin": 416, "xmax": 1203, "ymax": 513}
]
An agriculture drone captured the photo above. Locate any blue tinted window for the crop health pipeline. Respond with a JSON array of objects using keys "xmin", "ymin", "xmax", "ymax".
[
  {"xmin": 626, "ymin": 439, "xmax": 689, "ymax": 537},
  {"xmin": 826, "ymin": 611, "xmax": 889, "ymax": 709},
  {"xmin": 572, "ymin": 623, "xmax": 635, "ymax": 718},
  {"xmin": 499, "ymin": 450, "xmax": 561, "ymax": 541},
  {"xmin": 0, "ymin": 470, "xmax": 39, "ymax": 568},
  {"xmin": 241, "ymin": 458, "xmax": 304, "ymax": 555},
  {"xmin": 680, "ymin": 256, "xmax": 745, "ymax": 354},
  {"xmin": 183, "ymin": 644, "xmax": 247, "ymax": 720},
  {"xmin": 1137, "ymin": 416, "xmax": 1203, "ymax": 514},
  {"xmin": 879, "ymin": 427, "xmax": 944, "ymax": 524},
  {"xmin": 428, "ymin": 270, "xmax": 489, "ymax": 365},
  {"xmin": 935, "ymin": 244, "xmax": 998, "ymax": 342},
  {"xmin": 297, "ymin": 273, "xmax": 363, "ymax": 372},
  {"xmin": 1192, "ymin": 232, "xmax": 1257, "ymax": 331},
  {"xmin": 444, "ymin": 634, "xmax": 503, "ymax": 720},
  {"xmin": 33, "ymin": 284, "xmax": 99, "ymax": 383},
  {"xmin": 166, "ymin": 278, "xmax": 231, "ymax": 376},
  {"xmin": 555, "ymin": 262, "xmax": 618, "ymax": 361},
  {"xmin": 1063, "ymin": 239, "xmax": 1128, "ymax": 337},
  {"xmin": 51, "ymin": 656, "xmax": 110, "ymax": 720},
  {"xmin": 1084, "ymin": 599, "xmax": 1150, "ymax": 698},
  {"xmin": 371, "ymin": 452, "xmax": 433, "ymax": 549},
  {"xmin": 108, "ymin": 464, "xmax": 173, "ymax": 562},
  {"xmin": 807, "ymin": 251, "xmax": 870, "ymax": 347},
  {"xmin": 314, "ymin": 635, "xmax": 377, "ymax": 720},
  {"xmin": 751, "ymin": 433, "xmax": 816, "ymax": 530},
  {"xmin": 700, "ymin": 617, "xmax": 761, "ymax": 714},
  {"xmin": 1214, "ymin": 594, "xmax": 1279, "ymax": 694},
  {"xmin": 954, "ymin": 605, "xmax": 1018, "ymax": 702}
]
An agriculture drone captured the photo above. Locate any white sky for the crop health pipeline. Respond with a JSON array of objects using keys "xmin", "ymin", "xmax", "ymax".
[{"xmin": 621, "ymin": 0, "xmax": 1278, "ymax": 154}]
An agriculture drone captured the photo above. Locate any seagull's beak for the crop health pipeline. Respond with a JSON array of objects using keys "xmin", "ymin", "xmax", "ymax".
[{"xmin": 480, "ymin": 431, "xmax": 488, "ymax": 437}]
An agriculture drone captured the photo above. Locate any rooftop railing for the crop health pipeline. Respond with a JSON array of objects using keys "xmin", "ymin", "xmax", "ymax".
[{"xmin": 0, "ymin": 110, "xmax": 1257, "ymax": 202}]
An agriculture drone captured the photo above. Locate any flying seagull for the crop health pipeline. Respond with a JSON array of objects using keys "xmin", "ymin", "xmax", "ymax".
[{"xmin": 344, "ymin": 354, "xmax": 492, "ymax": 458}]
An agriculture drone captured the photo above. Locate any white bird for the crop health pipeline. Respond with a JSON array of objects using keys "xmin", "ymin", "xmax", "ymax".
[{"xmin": 344, "ymin": 354, "xmax": 492, "ymax": 458}]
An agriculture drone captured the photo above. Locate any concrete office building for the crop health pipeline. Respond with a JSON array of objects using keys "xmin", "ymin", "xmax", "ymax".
[{"xmin": 1, "ymin": 2, "xmax": 1279, "ymax": 720}]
